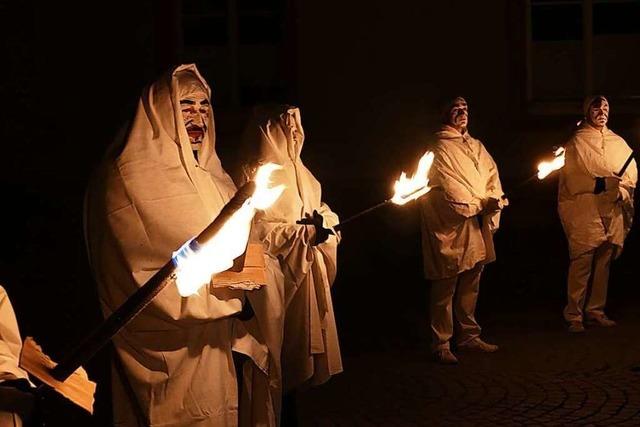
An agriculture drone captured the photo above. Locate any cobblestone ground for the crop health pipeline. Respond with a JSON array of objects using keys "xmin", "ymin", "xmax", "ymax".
[{"xmin": 297, "ymin": 308, "xmax": 640, "ymax": 426}]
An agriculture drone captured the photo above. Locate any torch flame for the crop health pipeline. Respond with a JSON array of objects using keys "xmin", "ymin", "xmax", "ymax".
[
  {"xmin": 173, "ymin": 163, "xmax": 285, "ymax": 296},
  {"xmin": 390, "ymin": 151, "xmax": 435, "ymax": 205},
  {"xmin": 537, "ymin": 147, "xmax": 566, "ymax": 180},
  {"xmin": 252, "ymin": 163, "xmax": 286, "ymax": 209}
]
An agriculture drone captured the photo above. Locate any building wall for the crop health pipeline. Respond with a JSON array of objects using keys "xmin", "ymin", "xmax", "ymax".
[{"xmin": 294, "ymin": 1, "xmax": 514, "ymax": 208}]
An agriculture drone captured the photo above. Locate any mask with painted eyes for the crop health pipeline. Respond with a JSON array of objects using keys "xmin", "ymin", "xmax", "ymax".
[
  {"xmin": 585, "ymin": 95, "xmax": 609, "ymax": 130},
  {"xmin": 443, "ymin": 96, "xmax": 469, "ymax": 132},
  {"xmin": 177, "ymin": 71, "xmax": 210, "ymax": 148}
]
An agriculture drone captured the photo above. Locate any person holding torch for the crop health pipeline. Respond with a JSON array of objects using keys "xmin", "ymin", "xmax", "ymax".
[
  {"xmin": 558, "ymin": 95, "xmax": 637, "ymax": 333},
  {"xmin": 84, "ymin": 65, "xmax": 270, "ymax": 427},
  {"xmin": 238, "ymin": 105, "xmax": 342, "ymax": 424},
  {"xmin": 420, "ymin": 97, "xmax": 506, "ymax": 365}
]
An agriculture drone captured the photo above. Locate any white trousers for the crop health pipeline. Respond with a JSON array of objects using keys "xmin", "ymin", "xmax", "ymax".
[
  {"xmin": 564, "ymin": 242, "xmax": 614, "ymax": 322},
  {"xmin": 430, "ymin": 264, "xmax": 483, "ymax": 351},
  {"xmin": 0, "ymin": 412, "xmax": 22, "ymax": 427}
]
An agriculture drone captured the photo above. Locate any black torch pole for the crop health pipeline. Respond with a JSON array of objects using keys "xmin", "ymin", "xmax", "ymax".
[
  {"xmin": 332, "ymin": 185, "xmax": 433, "ymax": 232},
  {"xmin": 616, "ymin": 151, "xmax": 636, "ymax": 177},
  {"xmin": 50, "ymin": 181, "xmax": 256, "ymax": 382},
  {"xmin": 333, "ymin": 200, "xmax": 392, "ymax": 232}
]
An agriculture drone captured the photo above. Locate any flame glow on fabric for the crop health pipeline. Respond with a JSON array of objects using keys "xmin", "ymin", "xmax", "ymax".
[
  {"xmin": 21, "ymin": 163, "xmax": 286, "ymax": 405},
  {"xmin": 537, "ymin": 147, "xmax": 566, "ymax": 180},
  {"xmin": 334, "ymin": 151, "xmax": 434, "ymax": 230},
  {"xmin": 173, "ymin": 163, "xmax": 285, "ymax": 296}
]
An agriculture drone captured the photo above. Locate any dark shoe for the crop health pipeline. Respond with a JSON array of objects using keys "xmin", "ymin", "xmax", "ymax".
[
  {"xmin": 458, "ymin": 337, "xmax": 499, "ymax": 353},
  {"xmin": 568, "ymin": 321, "xmax": 585, "ymax": 333},
  {"xmin": 586, "ymin": 316, "xmax": 616, "ymax": 327},
  {"xmin": 433, "ymin": 349, "xmax": 458, "ymax": 365}
]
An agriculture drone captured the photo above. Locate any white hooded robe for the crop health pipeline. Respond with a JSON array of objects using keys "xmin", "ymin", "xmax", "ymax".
[
  {"xmin": 239, "ymin": 106, "xmax": 343, "ymax": 423},
  {"xmin": 85, "ymin": 64, "xmax": 251, "ymax": 427}
]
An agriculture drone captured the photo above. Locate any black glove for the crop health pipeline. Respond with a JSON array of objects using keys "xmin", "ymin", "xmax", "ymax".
[
  {"xmin": 480, "ymin": 197, "xmax": 502, "ymax": 215},
  {"xmin": 235, "ymin": 298, "xmax": 255, "ymax": 321},
  {"xmin": 296, "ymin": 210, "xmax": 331, "ymax": 246},
  {"xmin": 0, "ymin": 378, "xmax": 34, "ymax": 394},
  {"xmin": 594, "ymin": 177, "xmax": 606, "ymax": 194}
]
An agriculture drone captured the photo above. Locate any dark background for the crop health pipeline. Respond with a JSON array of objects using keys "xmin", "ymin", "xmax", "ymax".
[{"xmin": 1, "ymin": 1, "xmax": 640, "ymax": 425}]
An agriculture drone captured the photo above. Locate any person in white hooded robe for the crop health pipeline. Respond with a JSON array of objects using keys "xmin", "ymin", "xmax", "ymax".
[
  {"xmin": 238, "ymin": 105, "xmax": 342, "ymax": 424},
  {"xmin": 0, "ymin": 285, "xmax": 35, "ymax": 427},
  {"xmin": 558, "ymin": 95, "xmax": 636, "ymax": 333},
  {"xmin": 85, "ymin": 64, "xmax": 270, "ymax": 427},
  {"xmin": 420, "ymin": 97, "xmax": 505, "ymax": 365}
]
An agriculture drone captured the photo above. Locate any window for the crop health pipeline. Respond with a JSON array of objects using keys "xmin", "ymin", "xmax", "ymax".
[
  {"xmin": 526, "ymin": 0, "xmax": 640, "ymax": 111},
  {"xmin": 180, "ymin": 0, "xmax": 290, "ymax": 107}
]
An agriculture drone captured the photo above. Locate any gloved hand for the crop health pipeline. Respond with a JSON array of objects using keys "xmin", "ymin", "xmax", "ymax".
[
  {"xmin": 594, "ymin": 176, "xmax": 622, "ymax": 200},
  {"xmin": 296, "ymin": 210, "xmax": 331, "ymax": 246},
  {"xmin": 0, "ymin": 378, "xmax": 34, "ymax": 394},
  {"xmin": 235, "ymin": 298, "xmax": 255, "ymax": 321},
  {"xmin": 481, "ymin": 197, "xmax": 502, "ymax": 214}
]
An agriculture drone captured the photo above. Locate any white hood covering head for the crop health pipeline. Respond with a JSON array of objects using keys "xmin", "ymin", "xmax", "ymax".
[
  {"xmin": 241, "ymin": 105, "xmax": 320, "ymax": 221},
  {"xmin": 176, "ymin": 69, "xmax": 208, "ymax": 99},
  {"xmin": 85, "ymin": 64, "xmax": 246, "ymax": 427},
  {"xmin": 583, "ymin": 95, "xmax": 608, "ymax": 118},
  {"xmin": 441, "ymin": 96, "xmax": 467, "ymax": 124}
]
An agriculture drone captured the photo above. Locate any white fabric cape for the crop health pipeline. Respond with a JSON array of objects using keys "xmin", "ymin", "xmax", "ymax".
[
  {"xmin": 85, "ymin": 64, "xmax": 267, "ymax": 427},
  {"xmin": 558, "ymin": 122, "xmax": 637, "ymax": 259},
  {"xmin": 238, "ymin": 105, "xmax": 343, "ymax": 423},
  {"xmin": 0, "ymin": 285, "xmax": 33, "ymax": 427},
  {"xmin": 0, "ymin": 285, "xmax": 29, "ymax": 384},
  {"xmin": 420, "ymin": 125, "xmax": 504, "ymax": 280}
]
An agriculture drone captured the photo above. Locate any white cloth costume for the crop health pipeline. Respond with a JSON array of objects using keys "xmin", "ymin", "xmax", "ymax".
[
  {"xmin": 239, "ymin": 105, "xmax": 343, "ymax": 423},
  {"xmin": 85, "ymin": 64, "xmax": 267, "ymax": 427},
  {"xmin": 419, "ymin": 125, "xmax": 503, "ymax": 350},
  {"xmin": 558, "ymin": 115, "xmax": 636, "ymax": 322}
]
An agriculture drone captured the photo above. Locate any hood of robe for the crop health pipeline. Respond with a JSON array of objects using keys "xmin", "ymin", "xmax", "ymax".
[
  {"xmin": 241, "ymin": 105, "xmax": 322, "ymax": 224},
  {"xmin": 143, "ymin": 64, "xmax": 235, "ymax": 189},
  {"xmin": 440, "ymin": 96, "xmax": 467, "ymax": 124},
  {"xmin": 86, "ymin": 63, "xmax": 240, "ymax": 319}
]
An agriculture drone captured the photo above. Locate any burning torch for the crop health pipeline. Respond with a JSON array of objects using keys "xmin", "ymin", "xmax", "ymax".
[
  {"xmin": 19, "ymin": 164, "xmax": 285, "ymax": 413},
  {"xmin": 513, "ymin": 145, "xmax": 634, "ymax": 192},
  {"xmin": 499, "ymin": 147, "xmax": 567, "ymax": 201},
  {"xmin": 322, "ymin": 151, "xmax": 435, "ymax": 232}
]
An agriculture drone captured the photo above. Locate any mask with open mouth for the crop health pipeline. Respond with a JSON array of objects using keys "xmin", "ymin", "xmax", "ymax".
[
  {"xmin": 177, "ymin": 70, "xmax": 211, "ymax": 147},
  {"xmin": 186, "ymin": 124, "xmax": 206, "ymax": 144}
]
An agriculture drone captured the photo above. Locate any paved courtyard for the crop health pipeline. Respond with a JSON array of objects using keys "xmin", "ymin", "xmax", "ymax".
[{"xmin": 298, "ymin": 307, "xmax": 640, "ymax": 426}]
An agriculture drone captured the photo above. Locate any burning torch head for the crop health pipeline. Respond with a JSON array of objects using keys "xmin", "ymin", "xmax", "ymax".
[
  {"xmin": 390, "ymin": 151, "xmax": 435, "ymax": 205},
  {"xmin": 177, "ymin": 70, "xmax": 210, "ymax": 146},
  {"xmin": 584, "ymin": 95, "xmax": 609, "ymax": 130},
  {"xmin": 442, "ymin": 96, "xmax": 469, "ymax": 132},
  {"xmin": 173, "ymin": 163, "xmax": 285, "ymax": 296}
]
